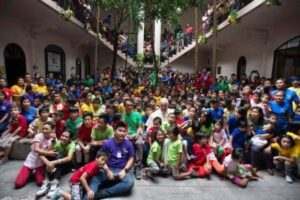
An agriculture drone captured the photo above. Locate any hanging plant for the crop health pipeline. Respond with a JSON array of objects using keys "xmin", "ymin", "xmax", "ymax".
[
  {"xmin": 136, "ymin": 53, "xmax": 144, "ymax": 68},
  {"xmin": 84, "ymin": 23, "xmax": 91, "ymax": 32},
  {"xmin": 228, "ymin": 9, "xmax": 239, "ymax": 25},
  {"xmin": 198, "ymin": 34, "xmax": 207, "ymax": 44},
  {"xmin": 59, "ymin": 8, "xmax": 73, "ymax": 21},
  {"xmin": 265, "ymin": 0, "xmax": 282, "ymax": 6}
]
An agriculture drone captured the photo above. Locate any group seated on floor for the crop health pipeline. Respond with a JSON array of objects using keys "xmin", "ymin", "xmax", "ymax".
[{"xmin": 0, "ymin": 67, "xmax": 299, "ymax": 199}]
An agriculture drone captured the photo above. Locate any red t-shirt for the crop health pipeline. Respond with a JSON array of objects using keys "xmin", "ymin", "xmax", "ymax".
[
  {"xmin": 56, "ymin": 120, "xmax": 66, "ymax": 139},
  {"xmin": 77, "ymin": 122, "xmax": 95, "ymax": 142},
  {"xmin": 2, "ymin": 87, "xmax": 13, "ymax": 102},
  {"xmin": 69, "ymin": 161, "xmax": 100, "ymax": 184},
  {"xmin": 9, "ymin": 114, "xmax": 28, "ymax": 138},
  {"xmin": 190, "ymin": 143, "xmax": 211, "ymax": 166}
]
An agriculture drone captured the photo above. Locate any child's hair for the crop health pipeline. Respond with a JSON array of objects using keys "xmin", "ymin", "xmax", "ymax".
[
  {"xmin": 277, "ymin": 135, "xmax": 296, "ymax": 148},
  {"xmin": 114, "ymin": 121, "xmax": 127, "ymax": 130},
  {"xmin": 194, "ymin": 133, "xmax": 208, "ymax": 142},
  {"xmin": 269, "ymin": 113, "xmax": 277, "ymax": 120},
  {"xmin": 237, "ymin": 119, "xmax": 248, "ymax": 128},
  {"xmin": 96, "ymin": 151, "xmax": 110, "ymax": 159},
  {"xmin": 215, "ymin": 119, "xmax": 224, "ymax": 128},
  {"xmin": 53, "ymin": 110, "xmax": 63, "ymax": 118},
  {"xmin": 153, "ymin": 128, "xmax": 165, "ymax": 142},
  {"xmin": 200, "ymin": 111, "xmax": 213, "ymax": 128},
  {"xmin": 237, "ymin": 107, "xmax": 247, "ymax": 118},
  {"xmin": 38, "ymin": 106, "xmax": 50, "ymax": 115},
  {"xmin": 167, "ymin": 126, "xmax": 180, "ymax": 136},
  {"xmin": 11, "ymin": 103, "xmax": 19, "ymax": 109},
  {"xmin": 113, "ymin": 112, "xmax": 123, "ymax": 123},
  {"xmin": 20, "ymin": 95, "xmax": 31, "ymax": 104},
  {"xmin": 69, "ymin": 106, "xmax": 79, "ymax": 113},
  {"xmin": 82, "ymin": 111, "xmax": 93, "ymax": 119},
  {"xmin": 231, "ymin": 148, "xmax": 244, "ymax": 161},
  {"xmin": 44, "ymin": 121, "xmax": 55, "ymax": 130},
  {"xmin": 93, "ymin": 98, "xmax": 101, "ymax": 104},
  {"xmin": 153, "ymin": 117, "xmax": 162, "ymax": 125},
  {"xmin": 98, "ymin": 113, "xmax": 109, "ymax": 123}
]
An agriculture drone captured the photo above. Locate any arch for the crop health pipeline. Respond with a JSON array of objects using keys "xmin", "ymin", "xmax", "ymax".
[
  {"xmin": 4, "ymin": 43, "xmax": 26, "ymax": 86},
  {"xmin": 76, "ymin": 58, "xmax": 82, "ymax": 79},
  {"xmin": 45, "ymin": 44, "xmax": 65, "ymax": 80},
  {"xmin": 237, "ymin": 56, "xmax": 247, "ymax": 80},
  {"xmin": 272, "ymin": 35, "xmax": 300, "ymax": 80}
]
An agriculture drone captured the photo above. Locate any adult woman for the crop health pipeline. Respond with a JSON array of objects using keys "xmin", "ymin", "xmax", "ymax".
[
  {"xmin": 33, "ymin": 77, "xmax": 48, "ymax": 96},
  {"xmin": 11, "ymin": 77, "xmax": 26, "ymax": 102}
]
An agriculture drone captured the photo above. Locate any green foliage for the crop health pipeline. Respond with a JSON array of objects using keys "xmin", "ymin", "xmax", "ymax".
[
  {"xmin": 59, "ymin": 8, "xmax": 73, "ymax": 21},
  {"xmin": 198, "ymin": 34, "xmax": 207, "ymax": 44},
  {"xmin": 228, "ymin": 9, "xmax": 239, "ymax": 25},
  {"xmin": 136, "ymin": 53, "xmax": 145, "ymax": 68}
]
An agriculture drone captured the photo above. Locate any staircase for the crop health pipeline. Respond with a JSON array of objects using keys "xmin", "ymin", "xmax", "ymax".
[{"xmin": 39, "ymin": 0, "xmax": 137, "ymax": 66}]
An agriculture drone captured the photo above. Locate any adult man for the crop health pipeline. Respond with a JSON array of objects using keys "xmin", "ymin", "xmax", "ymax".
[
  {"xmin": 86, "ymin": 122, "xmax": 134, "ymax": 199},
  {"xmin": 123, "ymin": 99, "xmax": 143, "ymax": 179},
  {"xmin": 146, "ymin": 98, "xmax": 174, "ymax": 129}
]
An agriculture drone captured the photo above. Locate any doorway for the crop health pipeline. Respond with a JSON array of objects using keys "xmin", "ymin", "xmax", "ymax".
[
  {"xmin": 237, "ymin": 56, "xmax": 247, "ymax": 80},
  {"xmin": 4, "ymin": 43, "xmax": 26, "ymax": 86},
  {"xmin": 76, "ymin": 58, "xmax": 82, "ymax": 79}
]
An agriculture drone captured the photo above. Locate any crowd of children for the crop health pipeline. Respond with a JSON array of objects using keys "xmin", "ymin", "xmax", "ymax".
[{"xmin": 0, "ymin": 68, "xmax": 299, "ymax": 199}]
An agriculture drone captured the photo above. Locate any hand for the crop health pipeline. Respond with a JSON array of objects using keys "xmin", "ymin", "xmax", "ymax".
[
  {"xmin": 87, "ymin": 189, "xmax": 94, "ymax": 200},
  {"xmin": 273, "ymin": 156, "xmax": 283, "ymax": 161},
  {"xmin": 264, "ymin": 147, "xmax": 271, "ymax": 154},
  {"xmin": 46, "ymin": 161, "xmax": 55, "ymax": 172},
  {"xmin": 83, "ymin": 147, "xmax": 90, "ymax": 154},
  {"xmin": 47, "ymin": 150, "xmax": 58, "ymax": 157},
  {"xmin": 159, "ymin": 162, "xmax": 165, "ymax": 168},
  {"xmin": 118, "ymin": 169, "xmax": 126, "ymax": 180}
]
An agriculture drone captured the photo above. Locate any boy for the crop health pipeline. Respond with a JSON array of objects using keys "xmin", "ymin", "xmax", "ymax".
[
  {"xmin": 53, "ymin": 111, "xmax": 66, "ymax": 139},
  {"xmin": 66, "ymin": 107, "xmax": 83, "ymax": 140},
  {"xmin": 27, "ymin": 106, "xmax": 52, "ymax": 138},
  {"xmin": 0, "ymin": 104, "xmax": 28, "ymax": 163}
]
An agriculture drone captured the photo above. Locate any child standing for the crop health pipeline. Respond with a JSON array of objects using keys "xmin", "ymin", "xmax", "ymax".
[{"xmin": 222, "ymin": 148, "xmax": 261, "ymax": 188}]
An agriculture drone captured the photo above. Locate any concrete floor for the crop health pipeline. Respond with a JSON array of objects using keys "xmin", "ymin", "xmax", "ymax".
[{"xmin": 1, "ymin": 161, "xmax": 300, "ymax": 200}]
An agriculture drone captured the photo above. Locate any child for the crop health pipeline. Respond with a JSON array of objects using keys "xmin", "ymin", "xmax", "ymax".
[
  {"xmin": 0, "ymin": 104, "xmax": 28, "ymax": 164},
  {"xmin": 189, "ymin": 133, "xmax": 224, "ymax": 178},
  {"xmin": 222, "ymin": 148, "xmax": 261, "ymax": 188},
  {"xmin": 53, "ymin": 111, "xmax": 66, "ymax": 139},
  {"xmin": 76, "ymin": 112, "xmax": 95, "ymax": 165},
  {"xmin": 265, "ymin": 135, "xmax": 297, "ymax": 183},
  {"xmin": 165, "ymin": 126, "xmax": 197, "ymax": 180},
  {"xmin": 143, "ymin": 129, "xmax": 168, "ymax": 178},
  {"xmin": 210, "ymin": 120, "xmax": 231, "ymax": 162},
  {"xmin": 27, "ymin": 106, "xmax": 52, "ymax": 138},
  {"xmin": 161, "ymin": 113, "xmax": 176, "ymax": 133},
  {"xmin": 66, "ymin": 106, "xmax": 83, "ymax": 140},
  {"xmin": 15, "ymin": 122, "xmax": 56, "ymax": 189},
  {"xmin": 36, "ymin": 131, "xmax": 75, "ymax": 198},
  {"xmin": 92, "ymin": 98, "xmax": 105, "ymax": 121},
  {"xmin": 51, "ymin": 151, "xmax": 112, "ymax": 200},
  {"xmin": 230, "ymin": 119, "xmax": 248, "ymax": 150}
]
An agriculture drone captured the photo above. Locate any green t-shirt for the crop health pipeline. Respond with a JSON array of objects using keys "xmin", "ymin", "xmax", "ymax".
[
  {"xmin": 200, "ymin": 123, "xmax": 215, "ymax": 137},
  {"xmin": 66, "ymin": 117, "xmax": 83, "ymax": 140},
  {"xmin": 91, "ymin": 125, "xmax": 114, "ymax": 141},
  {"xmin": 147, "ymin": 141, "xmax": 162, "ymax": 165},
  {"xmin": 167, "ymin": 139, "xmax": 183, "ymax": 166},
  {"xmin": 54, "ymin": 141, "xmax": 75, "ymax": 157},
  {"xmin": 84, "ymin": 78, "xmax": 94, "ymax": 87},
  {"xmin": 161, "ymin": 121, "xmax": 172, "ymax": 133},
  {"xmin": 123, "ymin": 111, "xmax": 142, "ymax": 135}
]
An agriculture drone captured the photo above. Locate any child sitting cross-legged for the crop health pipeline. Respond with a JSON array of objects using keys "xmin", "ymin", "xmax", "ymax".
[
  {"xmin": 51, "ymin": 151, "xmax": 112, "ymax": 200},
  {"xmin": 222, "ymin": 148, "xmax": 261, "ymax": 188},
  {"xmin": 143, "ymin": 129, "xmax": 168, "ymax": 179}
]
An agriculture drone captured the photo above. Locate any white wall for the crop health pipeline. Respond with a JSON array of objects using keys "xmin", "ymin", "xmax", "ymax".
[{"xmin": 0, "ymin": 17, "xmax": 94, "ymax": 81}]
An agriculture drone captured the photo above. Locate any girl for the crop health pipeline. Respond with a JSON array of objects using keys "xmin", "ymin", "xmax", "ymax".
[
  {"xmin": 15, "ymin": 122, "xmax": 56, "ymax": 189},
  {"xmin": 264, "ymin": 135, "xmax": 297, "ymax": 183},
  {"xmin": 222, "ymin": 148, "xmax": 261, "ymax": 188},
  {"xmin": 198, "ymin": 112, "xmax": 214, "ymax": 137},
  {"xmin": 189, "ymin": 134, "xmax": 224, "ymax": 178},
  {"xmin": 210, "ymin": 120, "xmax": 231, "ymax": 162},
  {"xmin": 143, "ymin": 129, "xmax": 168, "ymax": 178}
]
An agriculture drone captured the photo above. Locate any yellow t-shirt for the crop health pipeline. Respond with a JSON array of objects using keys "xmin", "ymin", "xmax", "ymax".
[
  {"xmin": 271, "ymin": 143, "xmax": 297, "ymax": 158},
  {"xmin": 34, "ymin": 85, "xmax": 48, "ymax": 95},
  {"xmin": 11, "ymin": 85, "xmax": 25, "ymax": 96},
  {"xmin": 287, "ymin": 132, "xmax": 300, "ymax": 157},
  {"xmin": 154, "ymin": 96, "xmax": 161, "ymax": 106},
  {"xmin": 289, "ymin": 87, "xmax": 300, "ymax": 110},
  {"xmin": 118, "ymin": 103, "xmax": 125, "ymax": 113},
  {"xmin": 81, "ymin": 103, "xmax": 94, "ymax": 113}
]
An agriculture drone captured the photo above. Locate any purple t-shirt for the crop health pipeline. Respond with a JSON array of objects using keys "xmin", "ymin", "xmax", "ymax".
[
  {"xmin": 101, "ymin": 138, "xmax": 135, "ymax": 169},
  {"xmin": 0, "ymin": 101, "xmax": 11, "ymax": 119}
]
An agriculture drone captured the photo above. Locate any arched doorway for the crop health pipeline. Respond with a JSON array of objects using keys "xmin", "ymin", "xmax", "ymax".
[
  {"xmin": 45, "ymin": 45, "xmax": 65, "ymax": 80},
  {"xmin": 237, "ymin": 56, "xmax": 246, "ymax": 80},
  {"xmin": 76, "ymin": 58, "xmax": 82, "ymax": 79},
  {"xmin": 84, "ymin": 55, "xmax": 91, "ymax": 77},
  {"xmin": 272, "ymin": 36, "xmax": 300, "ymax": 80},
  {"xmin": 4, "ymin": 43, "xmax": 26, "ymax": 86}
]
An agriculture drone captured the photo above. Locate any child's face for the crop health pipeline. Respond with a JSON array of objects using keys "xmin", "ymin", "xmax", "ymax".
[
  {"xmin": 198, "ymin": 137, "xmax": 208, "ymax": 145},
  {"xmin": 43, "ymin": 100, "xmax": 50, "ymax": 106},
  {"xmin": 93, "ymin": 102, "xmax": 100, "ymax": 108},
  {"xmin": 215, "ymin": 122, "xmax": 222, "ymax": 130},
  {"xmin": 168, "ymin": 114, "xmax": 176, "ymax": 124},
  {"xmin": 156, "ymin": 131, "xmax": 165, "ymax": 143},
  {"xmin": 153, "ymin": 121, "xmax": 161, "ymax": 128},
  {"xmin": 200, "ymin": 114, "xmax": 206, "ymax": 123},
  {"xmin": 145, "ymin": 108, "xmax": 153, "ymax": 116},
  {"xmin": 269, "ymin": 116, "xmax": 277, "ymax": 124},
  {"xmin": 70, "ymin": 112, "xmax": 79, "ymax": 119},
  {"xmin": 22, "ymin": 99, "xmax": 31, "ymax": 108},
  {"xmin": 168, "ymin": 132, "xmax": 177, "ymax": 141},
  {"xmin": 53, "ymin": 114, "xmax": 61, "ymax": 122},
  {"xmin": 0, "ymin": 93, "xmax": 5, "ymax": 101},
  {"xmin": 281, "ymin": 137, "xmax": 292, "ymax": 149},
  {"xmin": 251, "ymin": 108, "xmax": 259, "ymax": 119},
  {"xmin": 11, "ymin": 108, "xmax": 19, "ymax": 116},
  {"xmin": 96, "ymin": 155, "xmax": 108, "ymax": 168},
  {"xmin": 84, "ymin": 116, "xmax": 92, "ymax": 126},
  {"xmin": 34, "ymin": 99, "xmax": 40, "ymax": 106},
  {"xmin": 60, "ymin": 132, "xmax": 71, "ymax": 145},
  {"xmin": 40, "ymin": 111, "xmax": 49, "ymax": 119},
  {"xmin": 97, "ymin": 118, "xmax": 106, "ymax": 129}
]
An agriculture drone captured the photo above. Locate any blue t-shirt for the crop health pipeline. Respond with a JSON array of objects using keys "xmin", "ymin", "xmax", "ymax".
[
  {"xmin": 101, "ymin": 138, "xmax": 135, "ymax": 169},
  {"xmin": 227, "ymin": 115, "xmax": 238, "ymax": 135},
  {"xmin": 0, "ymin": 101, "xmax": 11, "ymax": 119},
  {"xmin": 269, "ymin": 100, "xmax": 292, "ymax": 132},
  {"xmin": 21, "ymin": 106, "xmax": 37, "ymax": 124},
  {"xmin": 272, "ymin": 88, "xmax": 300, "ymax": 108},
  {"xmin": 232, "ymin": 127, "xmax": 247, "ymax": 149},
  {"xmin": 209, "ymin": 107, "xmax": 224, "ymax": 122}
]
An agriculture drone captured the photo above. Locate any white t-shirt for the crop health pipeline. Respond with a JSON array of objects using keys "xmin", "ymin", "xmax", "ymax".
[
  {"xmin": 146, "ymin": 108, "xmax": 174, "ymax": 130},
  {"xmin": 223, "ymin": 155, "xmax": 238, "ymax": 173},
  {"xmin": 24, "ymin": 133, "xmax": 53, "ymax": 169}
]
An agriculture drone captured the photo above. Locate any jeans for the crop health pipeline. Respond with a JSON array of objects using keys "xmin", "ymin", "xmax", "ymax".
[
  {"xmin": 84, "ymin": 168, "xmax": 134, "ymax": 200},
  {"xmin": 250, "ymin": 144, "xmax": 273, "ymax": 169}
]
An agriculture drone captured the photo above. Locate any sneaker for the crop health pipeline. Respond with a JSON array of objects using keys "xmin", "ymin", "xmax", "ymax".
[
  {"xmin": 36, "ymin": 180, "xmax": 50, "ymax": 197},
  {"xmin": 285, "ymin": 175, "xmax": 293, "ymax": 184},
  {"xmin": 47, "ymin": 180, "xmax": 59, "ymax": 198},
  {"xmin": 135, "ymin": 167, "xmax": 142, "ymax": 180},
  {"xmin": 51, "ymin": 188, "xmax": 61, "ymax": 200},
  {"xmin": 190, "ymin": 169, "xmax": 199, "ymax": 177}
]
